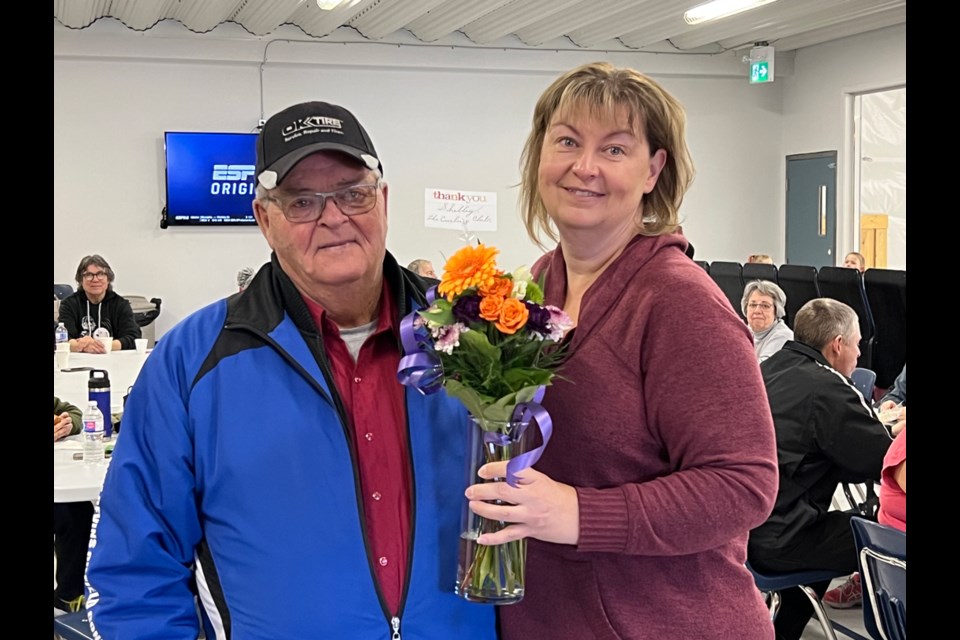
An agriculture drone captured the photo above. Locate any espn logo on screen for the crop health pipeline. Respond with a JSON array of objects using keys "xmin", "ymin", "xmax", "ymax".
[{"xmin": 211, "ymin": 164, "xmax": 255, "ymax": 195}]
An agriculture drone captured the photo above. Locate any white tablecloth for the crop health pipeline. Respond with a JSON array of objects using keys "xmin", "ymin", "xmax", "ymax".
[
  {"xmin": 54, "ymin": 435, "xmax": 112, "ymax": 503},
  {"xmin": 53, "ymin": 349, "xmax": 150, "ymax": 414}
]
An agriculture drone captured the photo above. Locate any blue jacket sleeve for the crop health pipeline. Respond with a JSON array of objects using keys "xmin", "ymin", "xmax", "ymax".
[
  {"xmin": 85, "ymin": 343, "xmax": 203, "ymax": 639},
  {"xmin": 880, "ymin": 364, "xmax": 906, "ymax": 406}
]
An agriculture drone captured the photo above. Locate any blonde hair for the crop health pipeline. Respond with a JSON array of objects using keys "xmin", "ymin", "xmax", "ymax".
[
  {"xmin": 748, "ymin": 254, "xmax": 774, "ymax": 264},
  {"xmin": 519, "ymin": 62, "xmax": 695, "ymax": 248}
]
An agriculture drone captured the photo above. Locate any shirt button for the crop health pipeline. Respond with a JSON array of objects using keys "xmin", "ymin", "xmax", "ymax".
[
  {"xmin": 372, "ymin": 491, "xmax": 382, "ymax": 501},
  {"xmin": 353, "ymin": 376, "xmax": 362, "ymax": 383},
  {"xmin": 379, "ymin": 556, "xmax": 388, "ymax": 567},
  {"xmin": 364, "ymin": 432, "xmax": 374, "ymax": 442}
]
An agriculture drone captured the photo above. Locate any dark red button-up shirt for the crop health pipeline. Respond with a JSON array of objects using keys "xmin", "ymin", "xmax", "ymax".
[{"xmin": 302, "ymin": 282, "xmax": 411, "ymax": 615}]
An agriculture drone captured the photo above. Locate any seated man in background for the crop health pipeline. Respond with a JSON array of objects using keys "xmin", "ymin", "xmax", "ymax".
[
  {"xmin": 749, "ymin": 298, "xmax": 893, "ymax": 640},
  {"xmin": 406, "ymin": 258, "xmax": 437, "ymax": 279},
  {"xmin": 741, "ymin": 280, "xmax": 793, "ymax": 362},
  {"xmin": 58, "ymin": 254, "xmax": 141, "ymax": 352}
]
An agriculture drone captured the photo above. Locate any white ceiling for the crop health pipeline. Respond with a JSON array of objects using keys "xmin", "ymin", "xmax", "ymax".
[{"xmin": 54, "ymin": 0, "xmax": 906, "ymax": 55}]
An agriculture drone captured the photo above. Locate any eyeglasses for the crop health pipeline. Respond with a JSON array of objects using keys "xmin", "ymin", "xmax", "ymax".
[
  {"xmin": 82, "ymin": 271, "xmax": 108, "ymax": 281},
  {"xmin": 747, "ymin": 302, "xmax": 774, "ymax": 311},
  {"xmin": 265, "ymin": 180, "xmax": 383, "ymax": 223}
]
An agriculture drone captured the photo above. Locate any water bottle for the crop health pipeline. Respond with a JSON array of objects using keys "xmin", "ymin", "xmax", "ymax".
[
  {"xmin": 82, "ymin": 401, "xmax": 105, "ymax": 464},
  {"xmin": 89, "ymin": 369, "xmax": 113, "ymax": 440},
  {"xmin": 55, "ymin": 322, "xmax": 68, "ymax": 348}
]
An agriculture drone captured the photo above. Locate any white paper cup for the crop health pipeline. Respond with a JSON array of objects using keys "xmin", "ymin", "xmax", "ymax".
[
  {"xmin": 98, "ymin": 336, "xmax": 114, "ymax": 353},
  {"xmin": 135, "ymin": 338, "xmax": 148, "ymax": 354},
  {"xmin": 56, "ymin": 349, "xmax": 70, "ymax": 369}
]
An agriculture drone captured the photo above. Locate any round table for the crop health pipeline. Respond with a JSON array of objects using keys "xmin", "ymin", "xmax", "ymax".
[{"xmin": 54, "ymin": 435, "xmax": 113, "ymax": 503}]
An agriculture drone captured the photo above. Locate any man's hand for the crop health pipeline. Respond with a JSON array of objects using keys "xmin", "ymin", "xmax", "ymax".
[{"xmin": 54, "ymin": 413, "xmax": 73, "ymax": 441}]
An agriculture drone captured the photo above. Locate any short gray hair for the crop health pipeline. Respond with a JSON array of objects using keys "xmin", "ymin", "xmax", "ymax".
[
  {"xmin": 793, "ymin": 298, "xmax": 859, "ymax": 351},
  {"xmin": 74, "ymin": 255, "xmax": 116, "ymax": 290},
  {"xmin": 741, "ymin": 280, "xmax": 787, "ymax": 319}
]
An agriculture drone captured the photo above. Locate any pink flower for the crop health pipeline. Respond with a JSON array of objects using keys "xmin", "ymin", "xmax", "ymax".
[
  {"xmin": 433, "ymin": 322, "xmax": 468, "ymax": 355},
  {"xmin": 545, "ymin": 305, "xmax": 573, "ymax": 341}
]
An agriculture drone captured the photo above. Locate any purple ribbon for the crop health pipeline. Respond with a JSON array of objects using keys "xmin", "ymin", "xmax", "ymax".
[
  {"xmin": 483, "ymin": 386, "xmax": 554, "ymax": 487},
  {"xmin": 397, "ymin": 287, "xmax": 444, "ymax": 394}
]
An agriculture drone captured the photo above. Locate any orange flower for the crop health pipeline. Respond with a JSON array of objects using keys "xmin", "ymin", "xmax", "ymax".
[
  {"xmin": 479, "ymin": 276, "xmax": 513, "ymax": 298},
  {"xmin": 438, "ymin": 244, "xmax": 499, "ymax": 301},
  {"xmin": 496, "ymin": 298, "xmax": 529, "ymax": 335},
  {"xmin": 479, "ymin": 295, "xmax": 504, "ymax": 321}
]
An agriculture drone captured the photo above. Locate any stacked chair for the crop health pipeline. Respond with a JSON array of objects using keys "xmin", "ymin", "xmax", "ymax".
[{"xmin": 708, "ymin": 261, "xmax": 746, "ymax": 319}]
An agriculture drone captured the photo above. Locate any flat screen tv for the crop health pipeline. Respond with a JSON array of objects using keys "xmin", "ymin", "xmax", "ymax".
[{"xmin": 163, "ymin": 131, "xmax": 259, "ymax": 226}]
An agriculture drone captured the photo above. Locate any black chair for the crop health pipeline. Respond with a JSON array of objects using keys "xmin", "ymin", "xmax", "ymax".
[
  {"xmin": 863, "ymin": 269, "xmax": 906, "ymax": 390},
  {"xmin": 850, "ymin": 517, "xmax": 906, "ymax": 640},
  {"xmin": 694, "ymin": 260, "xmax": 710, "ymax": 274},
  {"xmin": 742, "ymin": 263, "xmax": 779, "ymax": 286},
  {"xmin": 816, "ymin": 267, "xmax": 876, "ymax": 370},
  {"xmin": 708, "ymin": 261, "xmax": 745, "ymax": 318},
  {"xmin": 777, "ymin": 265, "xmax": 820, "ymax": 330},
  {"xmin": 54, "ymin": 284, "xmax": 74, "ymax": 300}
]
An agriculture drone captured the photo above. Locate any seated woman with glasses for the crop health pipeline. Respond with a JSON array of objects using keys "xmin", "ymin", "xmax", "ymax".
[
  {"xmin": 741, "ymin": 280, "xmax": 793, "ymax": 362},
  {"xmin": 58, "ymin": 254, "xmax": 141, "ymax": 353}
]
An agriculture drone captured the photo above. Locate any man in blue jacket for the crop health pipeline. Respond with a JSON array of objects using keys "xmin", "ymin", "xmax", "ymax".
[{"xmin": 85, "ymin": 101, "xmax": 496, "ymax": 639}]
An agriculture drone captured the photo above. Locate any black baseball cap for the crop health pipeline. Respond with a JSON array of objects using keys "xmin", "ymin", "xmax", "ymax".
[{"xmin": 255, "ymin": 101, "xmax": 382, "ymax": 189}]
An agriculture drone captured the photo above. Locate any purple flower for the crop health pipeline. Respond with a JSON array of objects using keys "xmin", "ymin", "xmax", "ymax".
[
  {"xmin": 524, "ymin": 301, "xmax": 551, "ymax": 336},
  {"xmin": 453, "ymin": 294, "xmax": 482, "ymax": 324}
]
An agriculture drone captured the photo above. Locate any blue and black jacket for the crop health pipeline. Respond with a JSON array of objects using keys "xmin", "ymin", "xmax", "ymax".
[{"xmin": 85, "ymin": 252, "xmax": 495, "ymax": 640}]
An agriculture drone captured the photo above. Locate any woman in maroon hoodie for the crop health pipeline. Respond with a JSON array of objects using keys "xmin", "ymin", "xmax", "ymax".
[{"xmin": 466, "ymin": 62, "xmax": 779, "ymax": 639}]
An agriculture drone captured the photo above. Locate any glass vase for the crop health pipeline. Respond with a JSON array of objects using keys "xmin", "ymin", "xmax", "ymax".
[{"xmin": 455, "ymin": 415, "xmax": 530, "ymax": 605}]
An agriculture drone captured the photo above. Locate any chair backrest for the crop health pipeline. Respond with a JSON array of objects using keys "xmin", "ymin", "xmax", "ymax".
[
  {"xmin": 776, "ymin": 264, "xmax": 820, "ymax": 330},
  {"xmin": 694, "ymin": 260, "xmax": 710, "ymax": 274},
  {"xmin": 708, "ymin": 261, "xmax": 745, "ymax": 318},
  {"xmin": 863, "ymin": 268, "xmax": 906, "ymax": 390},
  {"xmin": 851, "ymin": 367, "xmax": 877, "ymax": 403},
  {"xmin": 742, "ymin": 263, "xmax": 779, "ymax": 286},
  {"xmin": 54, "ymin": 283, "xmax": 74, "ymax": 300},
  {"xmin": 816, "ymin": 266, "xmax": 876, "ymax": 370},
  {"xmin": 850, "ymin": 517, "xmax": 906, "ymax": 640}
]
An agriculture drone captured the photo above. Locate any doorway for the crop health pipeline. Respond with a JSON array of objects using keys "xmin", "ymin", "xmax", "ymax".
[{"xmin": 785, "ymin": 151, "xmax": 837, "ymax": 267}]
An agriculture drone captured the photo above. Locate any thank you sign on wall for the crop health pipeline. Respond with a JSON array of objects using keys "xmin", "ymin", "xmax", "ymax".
[{"xmin": 424, "ymin": 188, "xmax": 497, "ymax": 231}]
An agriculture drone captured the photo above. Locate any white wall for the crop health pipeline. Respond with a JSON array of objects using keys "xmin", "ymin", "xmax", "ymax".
[{"xmin": 54, "ymin": 19, "xmax": 904, "ymax": 340}]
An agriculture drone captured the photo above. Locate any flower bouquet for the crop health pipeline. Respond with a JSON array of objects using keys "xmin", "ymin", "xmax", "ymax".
[{"xmin": 397, "ymin": 243, "xmax": 571, "ymax": 604}]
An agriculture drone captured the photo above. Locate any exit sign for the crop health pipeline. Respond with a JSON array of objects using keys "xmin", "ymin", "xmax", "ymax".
[
  {"xmin": 751, "ymin": 61, "xmax": 772, "ymax": 83},
  {"xmin": 749, "ymin": 45, "xmax": 775, "ymax": 84}
]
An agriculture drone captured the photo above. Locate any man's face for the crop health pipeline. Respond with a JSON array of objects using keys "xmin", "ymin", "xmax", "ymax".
[
  {"xmin": 254, "ymin": 151, "xmax": 388, "ymax": 300},
  {"xmin": 833, "ymin": 328, "xmax": 862, "ymax": 377},
  {"xmin": 420, "ymin": 261, "xmax": 437, "ymax": 278}
]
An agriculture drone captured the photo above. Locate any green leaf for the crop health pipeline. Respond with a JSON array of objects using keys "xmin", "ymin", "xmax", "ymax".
[
  {"xmin": 444, "ymin": 378, "xmax": 493, "ymax": 421},
  {"xmin": 418, "ymin": 298, "xmax": 455, "ymax": 326},
  {"xmin": 524, "ymin": 280, "xmax": 544, "ymax": 305}
]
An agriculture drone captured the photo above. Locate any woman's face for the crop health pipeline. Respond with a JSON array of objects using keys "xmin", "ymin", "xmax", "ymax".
[
  {"xmin": 746, "ymin": 292, "xmax": 776, "ymax": 333},
  {"xmin": 538, "ymin": 107, "xmax": 666, "ymax": 252}
]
